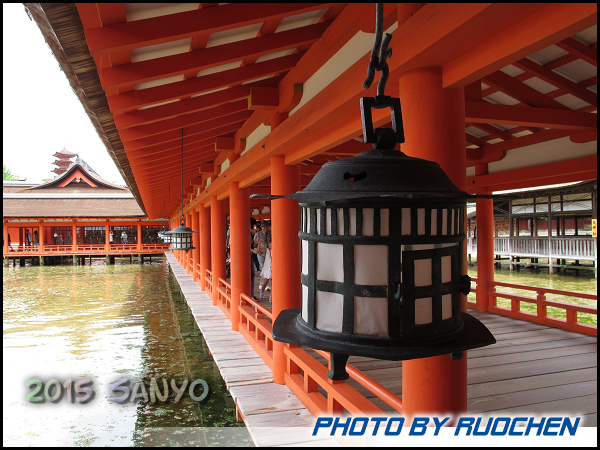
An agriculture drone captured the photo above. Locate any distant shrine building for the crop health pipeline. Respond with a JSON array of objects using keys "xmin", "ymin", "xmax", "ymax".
[{"xmin": 3, "ymin": 149, "xmax": 169, "ymax": 262}]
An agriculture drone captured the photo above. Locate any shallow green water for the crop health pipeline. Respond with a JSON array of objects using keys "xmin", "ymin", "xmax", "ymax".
[
  {"xmin": 467, "ymin": 263, "xmax": 597, "ymax": 326},
  {"xmin": 3, "ymin": 261, "xmax": 252, "ymax": 446}
]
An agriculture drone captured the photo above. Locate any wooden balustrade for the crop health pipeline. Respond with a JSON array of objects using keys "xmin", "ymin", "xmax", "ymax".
[
  {"xmin": 238, "ymin": 293, "xmax": 274, "ymax": 368},
  {"xmin": 468, "ymin": 277, "xmax": 597, "ymax": 336}
]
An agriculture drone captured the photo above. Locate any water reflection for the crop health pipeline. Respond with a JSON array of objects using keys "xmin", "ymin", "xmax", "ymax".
[{"xmin": 3, "ymin": 261, "xmax": 251, "ymax": 447}]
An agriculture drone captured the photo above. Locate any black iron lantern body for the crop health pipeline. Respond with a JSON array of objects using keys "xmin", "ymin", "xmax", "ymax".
[
  {"xmin": 158, "ymin": 230, "xmax": 172, "ymax": 244},
  {"xmin": 168, "ymin": 218, "xmax": 196, "ymax": 252},
  {"xmin": 263, "ymin": 150, "xmax": 495, "ymax": 380},
  {"xmin": 252, "ymin": 4, "xmax": 494, "ymax": 380}
]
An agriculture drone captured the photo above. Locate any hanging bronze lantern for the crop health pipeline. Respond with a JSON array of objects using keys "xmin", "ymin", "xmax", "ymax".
[
  {"xmin": 167, "ymin": 129, "xmax": 197, "ymax": 252},
  {"xmin": 252, "ymin": 4, "xmax": 494, "ymax": 380}
]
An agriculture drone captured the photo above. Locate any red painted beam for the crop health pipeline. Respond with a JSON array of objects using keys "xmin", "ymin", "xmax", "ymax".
[
  {"xmin": 119, "ymin": 99, "xmax": 249, "ymax": 141},
  {"xmin": 443, "ymin": 3, "xmax": 597, "ymax": 88},
  {"xmin": 100, "ymin": 22, "xmax": 330, "ymax": 90},
  {"xmin": 127, "ymin": 123, "xmax": 243, "ymax": 160},
  {"xmin": 465, "ymin": 102, "xmax": 597, "ymax": 130},
  {"xmin": 84, "ymin": 3, "xmax": 334, "ymax": 55},
  {"xmin": 513, "ymin": 57, "xmax": 597, "ymax": 107},
  {"xmin": 106, "ymin": 53, "xmax": 303, "ymax": 114},
  {"xmin": 113, "ymin": 86, "xmax": 251, "ymax": 129},
  {"xmin": 466, "ymin": 155, "xmax": 597, "ymax": 193},
  {"xmin": 555, "ymin": 37, "xmax": 597, "ymax": 66},
  {"xmin": 482, "ymin": 70, "xmax": 568, "ymax": 109},
  {"xmin": 123, "ymin": 111, "xmax": 252, "ymax": 152}
]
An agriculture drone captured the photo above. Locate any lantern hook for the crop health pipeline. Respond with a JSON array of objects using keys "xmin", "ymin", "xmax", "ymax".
[{"xmin": 363, "ymin": 3, "xmax": 392, "ymax": 97}]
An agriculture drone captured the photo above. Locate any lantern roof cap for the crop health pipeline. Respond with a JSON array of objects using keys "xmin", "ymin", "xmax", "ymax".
[{"xmin": 252, "ymin": 149, "xmax": 491, "ymax": 206}]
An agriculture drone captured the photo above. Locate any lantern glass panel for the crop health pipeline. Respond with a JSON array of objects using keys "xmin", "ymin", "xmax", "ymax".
[
  {"xmin": 401, "ymin": 208, "xmax": 411, "ymax": 234},
  {"xmin": 337, "ymin": 208, "xmax": 344, "ymax": 235},
  {"xmin": 325, "ymin": 208, "xmax": 332, "ymax": 235},
  {"xmin": 414, "ymin": 258, "xmax": 432, "ymax": 287},
  {"xmin": 442, "ymin": 294, "xmax": 452, "ymax": 320},
  {"xmin": 316, "ymin": 242, "xmax": 344, "ymax": 282},
  {"xmin": 301, "ymin": 240, "xmax": 309, "ymax": 275},
  {"xmin": 415, "ymin": 297, "xmax": 433, "ymax": 324},
  {"xmin": 349, "ymin": 208, "xmax": 357, "ymax": 236},
  {"xmin": 380, "ymin": 209, "xmax": 389, "ymax": 236},
  {"xmin": 362, "ymin": 208, "xmax": 374, "ymax": 236},
  {"xmin": 301, "ymin": 285, "xmax": 309, "ymax": 321},
  {"xmin": 315, "ymin": 291, "xmax": 344, "ymax": 333},
  {"xmin": 431, "ymin": 209, "xmax": 438, "ymax": 235},
  {"xmin": 442, "ymin": 256, "xmax": 452, "ymax": 283},
  {"xmin": 354, "ymin": 297, "xmax": 388, "ymax": 337},
  {"xmin": 354, "ymin": 245, "xmax": 388, "ymax": 285}
]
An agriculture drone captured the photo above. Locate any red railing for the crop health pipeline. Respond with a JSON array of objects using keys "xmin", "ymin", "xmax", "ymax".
[
  {"xmin": 204, "ymin": 269, "xmax": 212, "ymax": 296},
  {"xmin": 191, "ymin": 266, "xmax": 399, "ymax": 417},
  {"xmin": 238, "ymin": 293, "xmax": 274, "ymax": 368},
  {"xmin": 469, "ymin": 277, "xmax": 597, "ymax": 336},
  {"xmin": 216, "ymin": 278, "xmax": 232, "ymax": 320},
  {"xmin": 4, "ymin": 243, "xmax": 169, "ymax": 255}
]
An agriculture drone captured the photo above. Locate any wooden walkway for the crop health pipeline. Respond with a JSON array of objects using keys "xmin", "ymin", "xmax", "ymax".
[
  {"xmin": 309, "ymin": 310, "xmax": 597, "ymax": 426},
  {"xmin": 167, "ymin": 252, "xmax": 597, "ymax": 444},
  {"xmin": 165, "ymin": 252, "xmax": 337, "ymax": 447}
]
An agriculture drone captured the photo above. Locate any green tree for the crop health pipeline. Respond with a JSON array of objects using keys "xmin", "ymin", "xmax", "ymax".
[{"xmin": 3, "ymin": 164, "xmax": 19, "ymax": 181}]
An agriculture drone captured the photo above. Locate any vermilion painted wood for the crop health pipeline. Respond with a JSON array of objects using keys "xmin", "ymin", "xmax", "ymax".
[
  {"xmin": 442, "ymin": 3, "xmax": 597, "ymax": 88},
  {"xmin": 99, "ymin": 21, "xmax": 330, "ymax": 90},
  {"xmin": 229, "ymin": 182, "xmax": 250, "ymax": 332},
  {"xmin": 127, "ymin": 124, "xmax": 242, "ymax": 160},
  {"xmin": 465, "ymin": 102, "xmax": 597, "ymax": 130},
  {"xmin": 556, "ymin": 36, "xmax": 598, "ymax": 66},
  {"xmin": 119, "ymin": 100, "xmax": 249, "ymax": 142},
  {"xmin": 513, "ymin": 58, "xmax": 597, "ymax": 107},
  {"xmin": 482, "ymin": 71, "xmax": 568, "ymax": 110},
  {"xmin": 399, "ymin": 66, "xmax": 469, "ymax": 418},
  {"xmin": 113, "ymin": 86, "xmax": 251, "ymax": 129},
  {"xmin": 199, "ymin": 205, "xmax": 211, "ymax": 292},
  {"xmin": 467, "ymin": 155, "xmax": 597, "ymax": 193},
  {"xmin": 210, "ymin": 197, "xmax": 226, "ymax": 306},
  {"xmin": 123, "ymin": 110, "xmax": 252, "ymax": 151},
  {"xmin": 106, "ymin": 53, "xmax": 303, "ymax": 114},
  {"xmin": 83, "ymin": 3, "xmax": 334, "ymax": 55}
]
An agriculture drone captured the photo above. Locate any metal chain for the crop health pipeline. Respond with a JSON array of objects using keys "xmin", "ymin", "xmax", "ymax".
[{"xmin": 362, "ymin": 3, "xmax": 393, "ymax": 97}]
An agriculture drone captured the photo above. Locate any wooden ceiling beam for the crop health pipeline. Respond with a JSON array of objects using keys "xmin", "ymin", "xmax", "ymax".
[
  {"xmin": 555, "ymin": 37, "xmax": 598, "ymax": 66},
  {"xmin": 119, "ymin": 99, "xmax": 249, "ymax": 142},
  {"xmin": 84, "ymin": 3, "xmax": 335, "ymax": 55},
  {"xmin": 482, "ymin": 70, "xmax": 568, "ymax": 109},
  {"xmin": 127, "ymin": 123, "xmax": 242, "ymax": 160},
  {"xmin": 113, "ymin": 86, "xmax": 251, "ymax": 129},
  {"xmin": 100, "ymin": 21, "xmax": 330, "ymax": 90},
  {"xmin": 106, "ymin": 53, "xmax": 303, "ymax": 114},
  {"xmin": 465, "ymin": 102, "xmax": 597, "ymax": 130},
  {"xmin": 123, "ymin": 111, "xmax": 252, "ymax": 152},
  {"xmin": 513, "ymin": 57, "xmax": 597, "ymax": 106},
  {"xmin": 442, "ymin": 3, "xmax": 597, "ymax": 88},
  {"xmin": 130, "ymin": 144, "xmax": 214, "ymax": 169}
]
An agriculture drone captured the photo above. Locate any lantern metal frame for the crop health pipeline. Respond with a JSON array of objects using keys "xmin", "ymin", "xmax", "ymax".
[
  {"xmin": 168, "ymin": 129, "xmax": 196, "ymax": 252},
  {"xmin": 251, "ymin": 3, "xmax": 495, "ymax": 381}
]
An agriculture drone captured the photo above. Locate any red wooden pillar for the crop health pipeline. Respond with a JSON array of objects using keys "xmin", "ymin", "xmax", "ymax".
[
  {"xmin": 38, "ymin": 222, "xmax": 44, "ymax": 253},
  {"xmin": 137, "ymin": 222, "xmax": 142, "ymax": 251},
  {"xmin": 210, "ymin": 196, "xmax": 226, "ymax": 306},
  {"xmin": 105, "ymin": 224, "xmax": 110, "ymax": 251},
  {"xmin": 185, "ymin": 212, "xmax": 192, "ymax": 272},
  {"xmin": 200, "ymin": 204, "xmax": 211, "ymax": 291},
  {"xmin": 3, "ymin": 223, "xmax": 8, "ymax": 253},
  {"xmin": 71, "ymin": 222, "xmax": 77, "ymax": 252},
  {"xmin": 192, "ymin": 208, "xmax": 200, "ymax": 282},
  {"xmin": 230, "ymin": 182, "xmax": 251, "ymax": 331},
  {"xmin": 475, "ymin": 164, "xmax": 494, "ymax": 312},
  {"xmin": 271, "ymin": 155, "xmax": 301, "ymax": 385},
  {"xmin": 399, "ymin": 66, "xmax": 468, "ymax": 418}
]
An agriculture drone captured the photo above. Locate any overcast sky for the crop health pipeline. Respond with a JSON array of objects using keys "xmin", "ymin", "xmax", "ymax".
[{"xmin": 2, "ymin": 3, "xmax": 125, "ymax": 185}]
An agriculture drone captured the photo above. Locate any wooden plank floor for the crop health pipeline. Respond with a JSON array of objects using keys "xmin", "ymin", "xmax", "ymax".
[
  {"xmin": 308, "ymin": 310, "xmax": 596, "ymax": 426},
  {"xmin": 165, "ymin": 253, "xmax": 337, "ymax": 447},
  {"xmin": 180, "ymin": 257, "xmax": 597, "ymax": 429}
]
